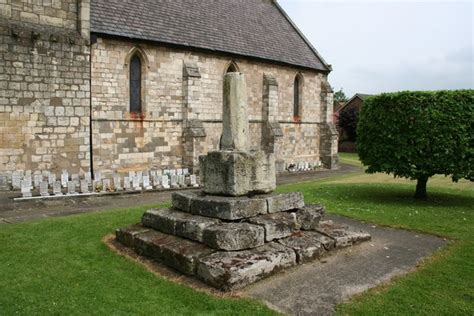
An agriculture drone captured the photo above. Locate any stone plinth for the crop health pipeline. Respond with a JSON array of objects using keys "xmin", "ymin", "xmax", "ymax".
[{"xmin": 199, "ymin": 150, "xmax": 276, "ymax": 196}]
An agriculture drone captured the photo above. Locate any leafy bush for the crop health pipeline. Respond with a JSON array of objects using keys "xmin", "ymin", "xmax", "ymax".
[
  {"xmin": 338, "ymin": 106, "xmax": 359, "ymax": 141},
  {"xmin": 357, "ymin": 90, "xmax": 473, "ymax": 198}
]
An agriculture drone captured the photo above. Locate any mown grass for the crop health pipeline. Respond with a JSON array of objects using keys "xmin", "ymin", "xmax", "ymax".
[
  {"xmin": 278, "ymin": 155, "xmax": 474, "ymax": 315},
  {"xmin": 0, "ymin": 154, "xmax": 472, "ymax": 315}
]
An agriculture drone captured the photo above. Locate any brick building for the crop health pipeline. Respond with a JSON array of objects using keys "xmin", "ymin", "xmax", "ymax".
[{"xmin": 0, "ymin": 0, "xmax": 338, "ymax": 185}]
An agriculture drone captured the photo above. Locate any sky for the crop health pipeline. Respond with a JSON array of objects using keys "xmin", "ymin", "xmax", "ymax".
[{"xmin": 279, "ymin": 0, "xmax": 473, "ymax": 97}]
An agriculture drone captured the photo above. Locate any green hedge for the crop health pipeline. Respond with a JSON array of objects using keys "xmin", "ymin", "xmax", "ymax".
[{"xmin": 357, "ymin": 90, "xmax": 473, "ymax": 197}]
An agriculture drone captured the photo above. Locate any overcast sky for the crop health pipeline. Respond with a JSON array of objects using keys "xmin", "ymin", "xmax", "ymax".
[{"xmin": 279, "ymin": 0, "xmax": 473, "ymax": 97}]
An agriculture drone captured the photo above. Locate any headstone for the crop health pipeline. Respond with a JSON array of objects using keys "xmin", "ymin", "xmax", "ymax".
[
  {"xmin": 136, "ymin": 171, "xmax": 143, "ymax": 185},
  {"xmin": 132, "ymin": 175, "xmax": 141, "ymax": 190},
  {"xmin": 113, "ymin": 175, "xmax": 122, "ymax": 191},
  {"xmin": 95, "ymin": 172, "xmax": 102, "ymax": 182},
  {"xmin": 123, "ymin": 176, "xmax": 131, "ymax": 191},
  {"xmin": 163, "ymin": 169, "xmax": 170, "ymax": 176},
  {"xmin": 170, "ymin": 175, "xmax": 179, "ymax": 188},
  {"xmin": 143, "ymin": 176, "xmax": 152, "ymax": 190},
  {"xmin": 190, "ymin": 174, "xmax": 199, "ymax": 188},
  {"xmin": 0, "ymin": 176, "xmax": 8, "ymax": 190},
  {"xmin": 85, "ymin": 172, "xmax": 92, "ymax": 183},
  {"xmin": 80, "ymin": 180, "xmax": 89, "ymax": 194},
  {"xmin": 304, "ymin": 162, "xmax": 310, "ymax": 171},
  {"xmin": 48, "ymin": 173, "xmax": 56, "ymax": 186},
  {"xmin": 150, "ymin": 170, "xmax": 157, "ymax": 178},
  {"xmin": 67, "ymin": 181, "xmax": 76, "ymax": 195},
  {"xmin": 152, "ymin": 175, "xmax": 161, "ymax": 188},
  {"xmin": 102, "ymin": 179, "xmax": 111, "ymax": 193},
  {"xmin": 156, "ymin": 169, "xmax": 163, "ymax": 177},
  {"xmin": 183, "ymin": 168, "xmax": 190, "ymax": 176},
  {"xmin": 177, "ymin": 169, "xmax": 183, "ymax": 176},
  {"xmin": 40, "ymin": 181, "xmax": 49, "ymax": 197},
  {"xmin": 128, "ymin": 171, "xmax": 135, "ymax": 179},
  {"xmin": 53, "ymin": 181, "xmax": 63, "ymax": 195},
  {"xmin": 34, "ymin": 174, "xmax": 43, "ymax": 188},
  {"xmin": 162, "ymin": 175, "xmax": 170, "ymax": 189},
  {"xmin": 12, "ymin": 172, "xmax": 22, "ymax": 190},
  {"xmin": 24, "ymin": 174, "xmax": 33, "ymax": 190},
  {"xmin": 21, "ymin": 180, "xmax": 32, "ymax": 198},
  {"xmin": 71, "ymin": 173, "xmax": 79, "ymax": 183},
  {"xmin": 178, "ymin": 175, "xmax": 186, "ymax": 187},
  {"xmin": 60, "ymin": 171, "xmax": 68, "ymax": 188}
]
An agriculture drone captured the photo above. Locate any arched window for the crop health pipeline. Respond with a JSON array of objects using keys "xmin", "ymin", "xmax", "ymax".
[
  {"xmin": 129, "ymin": 54, "xmax": 142, "ymax": 112},
  {"xmin": 293, "ymin": 74, "xmax": 302, "ymax": 118},
  {"xmin": 225, "ymin": 61, "xmax": 239, "ymax": 74}
]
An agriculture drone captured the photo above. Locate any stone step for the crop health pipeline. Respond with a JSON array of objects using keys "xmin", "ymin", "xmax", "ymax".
[
  {"xmin": 316, "ymin": 220, "xmax": 371, "ymax": 248},
  {"xmin": 278, "ymin": 231, "xmax": 335, "ymax": 264},
  {"xmin": 142, "ymin": 209, "xmax": 265, "ymax": 251},
  {"xmin": 142, "ymin": 209, "xmax": 220, "ymax": 242},
  {"xmin": 116, "ymin": 225, "xmax": 216, "ymax": 275},
  {"xmin": 197, "ymin": 242, "xmax": 297, "ymax": 291},
  {"xmin": 172, "ymin": 191, "xmax": 306, "ymax": 220},
  {"xmin": 248, "ymin": 212, "xmax": 300, "ymax": 242}
]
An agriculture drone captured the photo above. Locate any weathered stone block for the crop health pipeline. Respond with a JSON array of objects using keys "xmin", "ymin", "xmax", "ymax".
[
  {"xmin": 197, "ymin": 242, "xmax": 296, "ymax": 291},
  {"xmin": 278, "ymin": 231, "xmax": 334, "ymax": 263},
  {"xmin": 173, "ymin": 191, "xmax": 267, "ymax": 220},
  {"xmin": 248, "ymin": 212, "xmax": 300, "ymax": 242},
  {"xmin": 203, "ymin": 223, "xmax": 265, "ymax": 250},
  {"xmin": 316, "ymin": 220, "xmax": 371, "ymax": 248},
  {"xmin": 115, "ymin": 224, "xmax": 150, "ymax": 248},
  {"xmin": 199, "ymin": 150, "xmax": 275, "ymax": 197},
  {"xmin": 133, "ymin": 230, "xmax": 215, "ymax": 275},
  {"xmin": 266, "ymin": 192, "xmax": 305, "ymax": 213},
  {"xmin": 141, "ymin": 208, "xmax": 220, "ymax": 242},
  {"xmin": 296, "ymin": 204, "xmax": 325, "ymax": 230}
]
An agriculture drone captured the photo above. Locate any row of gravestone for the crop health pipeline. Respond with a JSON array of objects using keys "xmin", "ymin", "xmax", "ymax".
[
  {"xmin": 286, "ymin": 161, "xmax": 323, "ymax": 172},
  {"xmin": 0, "ymin": 169, "xmax": 200, "ymax": 198}
]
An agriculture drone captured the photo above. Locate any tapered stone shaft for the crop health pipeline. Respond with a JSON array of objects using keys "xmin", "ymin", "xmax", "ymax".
[{"xmin": 221, "ymin": 73, "xmax": 249, "ymax": 151}]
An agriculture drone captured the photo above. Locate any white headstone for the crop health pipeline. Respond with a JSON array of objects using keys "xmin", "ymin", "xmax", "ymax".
[
  {"xmin": 61, "ymin": 172, "xmax": 69, "ymax": 188},
  {"xmin": 153, "ymin": 175, "xmax": 161, "ymax": 188},
  {"xmin": 21, "ymin": 180, "xmax": 32, "ymax": 198},
  {"xmin": 85, "ymin": 172, "xmax": 92, "ymax": 183},
  {"xmin": 67, "ymin": 181, "xmax": 76, "ymax": 194},
  {"xmin": 113, "ymin": 175, "xmax": 122, "ymax": 191},
  {"xmin": 53, "ymin": 181, "xmax": 62, "ymax": 195},
  {"xmin": 12, "ymin": 172, "xmax": 22, "ymax": 190},
  {"xmin": 161, "ymin": 175, "xmax": 170, "ymax": 189},
  {"xmin": 170, "ymin": 175, "xmax": 178, "ymax": 188},
  {"xmin": 183, "ymin": 168, "xmax": 190, "ymax": 176},
  {"xmin": 40, "ymin": 181, "xmax": 49, "ymax": 197},
  {"xmin": 80, "ymin": 180, "xmax": 89, "ymax": 194},
  {"xmin": 34, "ymin": 174, "xmax": 43, "ymax": 188},
  {"xmin": 102, "ymin": 179, "xmax": 111, "ymax": 193},
  {"xmin": 0, "ymin": 176, "xmax": 8, "ymax": 190},
  {"xmin": 178, "ymin": 175, "xmax": 186, "ymax": 187},
  {"xmin": 24, "ymin": 174, "xmax": 33, "ymax": 190},
  {"xmin": 123, "ymin": 176, "xmax": 131, "ymax": 191},
  {"xmin": 143, "ymin": 176, "xmax": 152, "ymax": 190},
  {"xmin": 190, "ymin": 174, "xmax": 199, "ymax": 188},
  {"xmin": 94, "ymin": 172, "xmax": 102, "ymax": 182},
  {"xmin": 156, "ymin": 169, "xmax": 163, "ymax": 177},
  {"xmin": 132, "ymin": 175, "xmax": 141, "ymax": 190},
  {"xmin": 177, "ymin": 169, "xmax": 183, "ymax": 176},
  {"xmin": 136, "ymin": 171, "xmax": 143, "ymax": 185},
  {"xmin": 48, "ymin": 173, "xmax": 56, "ymax": 185}
]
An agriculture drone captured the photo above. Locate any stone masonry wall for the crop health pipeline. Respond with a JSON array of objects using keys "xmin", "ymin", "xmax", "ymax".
[
  {"xmin": 91, "ymin": 37, "xmax": 334, "ymax": 174},
  {"xmin": 0, "ymin": 0, "xmax": 91, "ymax": 180}
]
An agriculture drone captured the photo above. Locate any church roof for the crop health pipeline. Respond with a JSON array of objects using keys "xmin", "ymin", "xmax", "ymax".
[{"xmin": 91, "ymin": 0, "xmax": 331, "ymax": 72}]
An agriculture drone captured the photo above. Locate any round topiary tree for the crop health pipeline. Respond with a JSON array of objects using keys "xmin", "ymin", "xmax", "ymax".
[{"xmin": 357, "ymin": 90, "xmax": 473, "ymax": 199}]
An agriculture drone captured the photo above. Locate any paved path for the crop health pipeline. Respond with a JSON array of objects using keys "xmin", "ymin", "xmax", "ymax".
[
  {"xmin": 245, "ymin": 215, "xmax": 447, "ymax": 315},
  {"xmin": 0, "ymin": 164, "xmax": 360, "ymax": 224}
]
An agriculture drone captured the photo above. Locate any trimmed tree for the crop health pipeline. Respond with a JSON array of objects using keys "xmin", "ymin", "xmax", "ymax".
[{"xmin": 357, "ymin": 90, "xmax": 473, "ymax": 199}]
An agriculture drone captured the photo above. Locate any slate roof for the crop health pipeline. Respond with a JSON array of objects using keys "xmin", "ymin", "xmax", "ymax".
[{"xmin": 91, "ymin": 0, "xmax": 330, "ymax": 72}]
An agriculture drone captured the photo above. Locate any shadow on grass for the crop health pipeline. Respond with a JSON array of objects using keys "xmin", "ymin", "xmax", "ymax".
[{"xmin": 301, "ymin": 183, "xmax": 474, "ymax": 209}]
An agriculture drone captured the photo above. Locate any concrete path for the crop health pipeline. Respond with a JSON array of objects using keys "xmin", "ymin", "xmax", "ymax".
[
  {"xmin": 245, "ymin": 215, "xmax": 447, "ymax": 315},
  {"xmin": 0, "ymin": 164, "xmax": 360, "ymax": 224}
]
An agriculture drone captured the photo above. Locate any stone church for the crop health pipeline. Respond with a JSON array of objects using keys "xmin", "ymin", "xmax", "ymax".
[{"xmin": 0, "ymin": 0, "xmax": 338, "ymax": 183}]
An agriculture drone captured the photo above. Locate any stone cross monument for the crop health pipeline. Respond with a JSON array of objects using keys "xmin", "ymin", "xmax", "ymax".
[{"xmin": 200, "ymin": 72, "xmax": 276, "ymax": 196}]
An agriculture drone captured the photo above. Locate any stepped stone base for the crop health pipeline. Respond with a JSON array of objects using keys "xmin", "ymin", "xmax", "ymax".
[{"xmin": 116, "ymin": 190, "xmax": 371, "ymax": 291}]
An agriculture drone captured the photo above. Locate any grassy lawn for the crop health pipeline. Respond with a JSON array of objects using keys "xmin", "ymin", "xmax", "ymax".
[{"xmin": 0, "ymin": 154, "xmax": 472, "ymax": 315}]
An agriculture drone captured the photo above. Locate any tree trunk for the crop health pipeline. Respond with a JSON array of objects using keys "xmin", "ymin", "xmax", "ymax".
[{"xmin": 414, "ymin": 176, "xmax": 429, "ymax": 199}]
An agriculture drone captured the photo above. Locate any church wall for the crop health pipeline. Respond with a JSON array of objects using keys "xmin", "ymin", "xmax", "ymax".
[
  {"xmin": 91, "ymin": 37, "xmax": 330, "ymax": 174},
  {"xmin": 0, "ymin": 0, "xmax": 91, "ymax": 181}
]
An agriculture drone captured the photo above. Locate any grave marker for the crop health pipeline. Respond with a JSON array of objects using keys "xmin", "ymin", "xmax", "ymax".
[
  {"xmin": 53, "ymin": 181, "xmax": 63, "ymax": 195},
  {"xmin": 143, "ymin": 176, "xmax": 152, "ymax": 190},
  {"xmin": 162, "ymin": 175, "xmax": 170, "ymax": 189},
  {"xmin": 61, "ymin": 172, "xmax": 69, "ymax": 188},
  {"xmin": 123, "ymin": 177, "xmax": 131, "ymax": 191},
  {"xmin": 34, "ymin": 174, "xmax": 43, "ymax": 188},
  {"xmin": 0, "ymin": 176, "xmax": 9, "ymax": 190},
  {"xmin": 80, "ymin": 180, "xmax": 89, "ymax": 194},
  {"xmin": 40, "ymin": 181, "xmax": 50, "ymax": 197},
  {"xmin": 12, "ymin": 172, "xmax": 22, "ymax": 190},
  {"xmin": 113, "ymin": 175, "xmax": 122, "ymax": 191},
  {"xmin": 67, "ymin": 181, "xmax": 76, "ymax": 195},
  {"xmin": 170, "ymin": 175, "xmax": 179, "ymax": 188},
  {"xmin": 190, "ymin": 174, "xmax": 199, "ymax": 188},
  {"xmin": 21, "ymin": 180, "xmax": 32, "ymax": 198}
]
